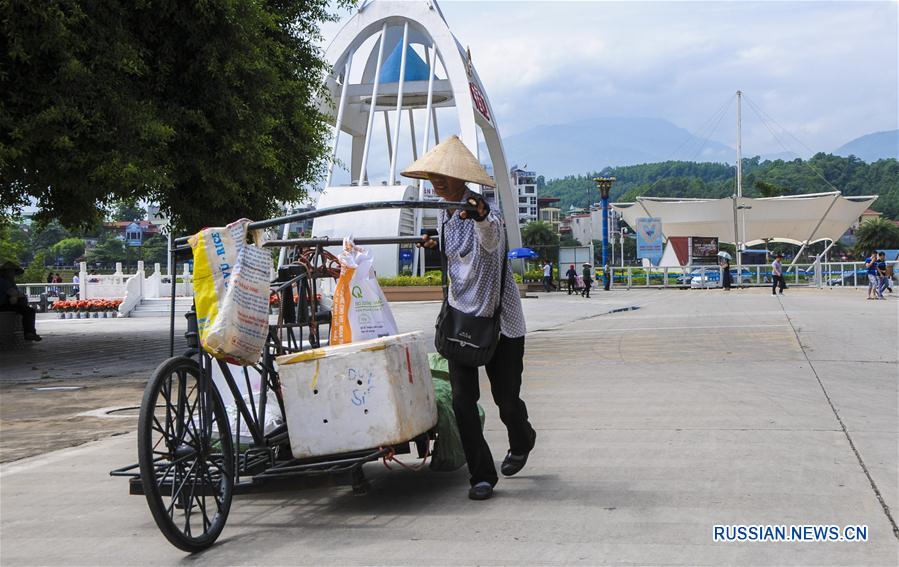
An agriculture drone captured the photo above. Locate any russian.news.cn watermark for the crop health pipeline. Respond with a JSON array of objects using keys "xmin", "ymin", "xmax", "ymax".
[{"xmin": 713, "ymin": 525, "xmax": 868, "ymax": 543}]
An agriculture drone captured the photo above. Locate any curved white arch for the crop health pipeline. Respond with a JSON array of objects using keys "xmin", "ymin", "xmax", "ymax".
[{"xmin": 321, "ymin": 0, "xmax": 522, "ymax": 249}]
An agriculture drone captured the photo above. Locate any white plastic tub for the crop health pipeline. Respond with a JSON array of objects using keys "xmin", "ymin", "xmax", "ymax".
[{"xmin": 275, "ymin": 331, "xmax": 437, "ymax": 459}]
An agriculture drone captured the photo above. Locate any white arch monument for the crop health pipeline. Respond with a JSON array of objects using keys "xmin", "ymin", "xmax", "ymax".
[{"xmin": 310, "ymin": 0, "xmax": 522, "ymax": 276}]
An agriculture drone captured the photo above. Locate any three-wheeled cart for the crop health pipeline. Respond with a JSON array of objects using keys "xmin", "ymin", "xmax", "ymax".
[{"xmin": 111, "ymin": 200, "xmax": 474, "ymax": 552}]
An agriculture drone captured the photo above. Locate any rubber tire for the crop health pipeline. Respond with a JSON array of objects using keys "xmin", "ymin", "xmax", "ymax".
[{"xmin": 137, "ymin": 356, "xmax": 234, "ymax": 552}]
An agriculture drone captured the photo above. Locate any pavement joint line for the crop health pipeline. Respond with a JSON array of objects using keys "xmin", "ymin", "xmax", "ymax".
[
  {"xmin": 805, "ymin": 359, "xmax": 898, "ymax": 364},
  {"xmin": 528, "ymin": 304, "xmax": 641, "ymax": 334},
  {"xmin": 538, "ymin": 323, "xmax": 792, "ymax": 334},
  {"xmin": 776, "ymin": 294, "xmax": 899, "ymax": 540},
  {"xmin": 484, "ymin": 426, "xmax": 848, "ymax": 432}
]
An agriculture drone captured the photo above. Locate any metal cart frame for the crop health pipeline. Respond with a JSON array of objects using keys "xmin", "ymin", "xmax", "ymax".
[{"xmin": 110, "ymin": 200, "xmax": 474, "ymax": 552}]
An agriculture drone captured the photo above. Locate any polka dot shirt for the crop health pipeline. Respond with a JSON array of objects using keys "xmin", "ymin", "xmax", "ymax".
[{"xmin": 437, "ymin": 193, "xmax": 526, "ymax": 338}]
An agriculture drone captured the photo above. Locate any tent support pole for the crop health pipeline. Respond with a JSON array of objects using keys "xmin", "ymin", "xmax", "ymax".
[{"xmin": 788, "ymin": 192, "xmax": 840, "ymax": 271}]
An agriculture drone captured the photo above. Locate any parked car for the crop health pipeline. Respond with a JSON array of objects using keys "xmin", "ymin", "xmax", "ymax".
[
  {"xmin": 826, "ymin": 268, "xmax": 868, "ymax": 287},
  {"xmin": 689, "ymin": 268, "xmax": 753, "ymax": 288}
]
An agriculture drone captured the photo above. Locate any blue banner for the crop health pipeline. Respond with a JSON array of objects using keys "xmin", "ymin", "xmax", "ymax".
[{"xmin": 636, "ymin": 217, "xmax": 664, "ymax": 265}]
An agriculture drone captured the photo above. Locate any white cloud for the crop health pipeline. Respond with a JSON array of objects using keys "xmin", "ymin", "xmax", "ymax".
[{"xmin": 321, "ymin": 0, "xmax": 897, "ymax": 156}]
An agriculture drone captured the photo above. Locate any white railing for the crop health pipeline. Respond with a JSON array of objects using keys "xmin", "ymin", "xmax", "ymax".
[
  {"xmin": 20, "ymin": 260, "xmax": 195, "ymax": 315},
  {"xmin": 604, "ymin": 262, "xmax": 897, "ymax": 290}
]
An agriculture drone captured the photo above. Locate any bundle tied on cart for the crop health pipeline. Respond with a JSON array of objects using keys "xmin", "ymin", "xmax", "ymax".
[
  {"xmin": 189, "ymin": 219, "xmax": 272, "ymax": 366},
  {"xmin": 330, "ymin": 236, "xmax": 398, "ymax": 345}
]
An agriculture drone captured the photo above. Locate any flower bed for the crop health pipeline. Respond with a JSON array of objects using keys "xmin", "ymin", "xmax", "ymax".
[{"xmin": 53, "ymin": 299, "xmax": 123, "ymax": 318}]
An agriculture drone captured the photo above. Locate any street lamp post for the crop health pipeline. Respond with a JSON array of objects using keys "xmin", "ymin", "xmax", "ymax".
[{"xmin": 594, "ymin": 177, "xmax": 616, "ymax": 290}]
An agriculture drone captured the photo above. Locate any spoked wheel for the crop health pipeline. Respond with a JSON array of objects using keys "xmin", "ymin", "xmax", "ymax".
[{"xmin": 137, "ymin": 356, "xmax": 234, "ymax": 552}]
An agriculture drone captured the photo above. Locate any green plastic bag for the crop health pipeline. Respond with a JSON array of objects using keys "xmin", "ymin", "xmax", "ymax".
[{"xmin": 428, "ymin": 354, "xmax": 485, "ymax": 472}]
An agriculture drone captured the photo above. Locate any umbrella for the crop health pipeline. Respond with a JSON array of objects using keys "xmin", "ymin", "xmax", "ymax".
[
  {"xmin": 508, "ymin": 247, "xmax": 540, "ymax": 259},
  {"xmin": 717, "ymin": 251, "xmax": 733, "ymax": 260}
]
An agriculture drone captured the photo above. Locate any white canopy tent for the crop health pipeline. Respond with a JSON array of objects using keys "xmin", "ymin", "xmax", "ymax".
[{"xmin": 613, "ymin": 192, "xmax": 877, "ymax": 265}]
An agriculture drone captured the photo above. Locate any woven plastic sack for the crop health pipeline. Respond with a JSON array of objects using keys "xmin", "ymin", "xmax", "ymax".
[
  {"xmin": 330, "ymin": 238, "xmax": 398, "ymax": 346},
  {"xmin": 428, "ymin": 354, "xmax": 485, "ymax": 472},
  {"xmin": 189, "ymin": 219, "xmax": 271, "ymax": 365}
]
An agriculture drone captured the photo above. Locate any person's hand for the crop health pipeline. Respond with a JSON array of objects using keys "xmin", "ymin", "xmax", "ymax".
[
  {"xmin": 459, "ymin": 196, "xmax": 489, "ymax": 222},
  {"xmin": 417, "ymin": 234, "xmax": 438, "ymax": 249}
]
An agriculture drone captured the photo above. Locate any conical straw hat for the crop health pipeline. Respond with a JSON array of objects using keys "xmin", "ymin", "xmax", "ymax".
[{"xmin": 401, "ymin": 135, "xmax": 496, "ymax": 187}]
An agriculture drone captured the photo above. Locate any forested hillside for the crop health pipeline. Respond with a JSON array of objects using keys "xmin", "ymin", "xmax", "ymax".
[{"xmin": 541, "ymin": 154, "xmax": 899, "ymax": 219}]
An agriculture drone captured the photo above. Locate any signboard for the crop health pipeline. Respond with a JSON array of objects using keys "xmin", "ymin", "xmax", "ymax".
[
  {"xmin": 558, "ymin": 245, "xmax": 595, "ymax": 277},
  {"xmin": 690, "ymin": 237, "xmax": 719, "ymax": 265},
  {"xmin": 636, "ymin": 217, "xmax": 664, "ymax": 266}
]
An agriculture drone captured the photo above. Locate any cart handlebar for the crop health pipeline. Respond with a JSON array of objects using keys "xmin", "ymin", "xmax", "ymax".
[
  {"xmin": 173, "ymin": 200, "xmax": 477, "ymax": 246},
  {"xmin": 262, "ymin": 235, "xmax": 437, "ymax": 248}
]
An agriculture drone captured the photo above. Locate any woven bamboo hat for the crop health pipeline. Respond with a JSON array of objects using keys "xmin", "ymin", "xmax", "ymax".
[{"xmin": 401, "ymin": 135, "xmax": 496, "ymax": 187}]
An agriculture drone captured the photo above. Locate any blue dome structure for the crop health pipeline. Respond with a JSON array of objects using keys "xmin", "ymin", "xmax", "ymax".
[{"xmin": 378, "ymin": 41, "xmax": 432, "ymax": 83}]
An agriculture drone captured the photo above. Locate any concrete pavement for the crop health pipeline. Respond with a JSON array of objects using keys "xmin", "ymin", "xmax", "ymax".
[{"xmin": 0, "ymin": 288, "xmax": 896, "ymax": 565}]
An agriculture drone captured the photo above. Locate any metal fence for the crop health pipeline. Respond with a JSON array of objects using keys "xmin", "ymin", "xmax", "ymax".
[{"xmin": 604, "ymin": 261, "xmax": 897, "ymax": 289}]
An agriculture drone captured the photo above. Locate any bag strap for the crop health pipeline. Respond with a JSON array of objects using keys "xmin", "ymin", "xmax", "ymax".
[{"xmin": 438, "ymin": 211, "xmax": 508, "ymax": 317}]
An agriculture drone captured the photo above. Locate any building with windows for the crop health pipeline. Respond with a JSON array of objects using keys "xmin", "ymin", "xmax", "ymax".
[
  {"xmin": 104, "ymin": 220, "xmax": 161, "ymax": 247},
  {"xmin": 510, "ymin": 166, "xmax": 538, "ymax": 224},
  {"xmin": 565, "ymin": 213, "xmax": 594, "ymax": 246},
  {"xmin": 537, "ymin": 197, "xmax": 561, "ymax": 233}
]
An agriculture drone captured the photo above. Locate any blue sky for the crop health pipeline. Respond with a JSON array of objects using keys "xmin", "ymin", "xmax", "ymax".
[{"xmin": 321, "ymin": 0, "xmax": 898, "ymax": 157}]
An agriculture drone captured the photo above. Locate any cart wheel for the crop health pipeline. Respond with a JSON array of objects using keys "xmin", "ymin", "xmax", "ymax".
[{"xmin": 138, "ymin": 356, "xmax": 234, "ymax": 552}]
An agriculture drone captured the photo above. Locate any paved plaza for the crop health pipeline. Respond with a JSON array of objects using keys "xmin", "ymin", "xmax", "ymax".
[{"xmin": 0, "ymin": 288, "xmax": 897, "ymax": 565}]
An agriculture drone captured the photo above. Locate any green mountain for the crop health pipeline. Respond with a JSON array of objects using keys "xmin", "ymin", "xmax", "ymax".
[{"xmin": 541, "ymin": 154, "xmax": 899, "ymax": 219}]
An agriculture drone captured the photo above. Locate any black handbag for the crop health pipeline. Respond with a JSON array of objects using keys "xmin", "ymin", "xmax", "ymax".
[{"xmin": 434, "ymin": 220, "xmax": 507, "ymax": 368}]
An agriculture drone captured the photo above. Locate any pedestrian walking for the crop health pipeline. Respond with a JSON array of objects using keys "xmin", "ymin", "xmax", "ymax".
[
  {"xmin": 581, "ymin": 263, "xmax": 593, "ymax": 298},
  {"xmin": 885, "ymin": 253, "xmax": 896, "ymax": 294},
  {"xmin": 565, "ymin": 264, "xmax": 577, "ymax": 295},
  {"xmin": 72, "ymin": 273, "xmax": 80, "ymax": 297},
  {"xmin": 865, "ymin": 251, "xmax": 882, "ymax": 300},
  {"xmin": 877, "ymin": 251, "xmax": 890, "ymax": 297},
  {"xmin": 772, "ymin": 253, "xmax": 785, "ymax": 295},
  {"xmin": 603, "ymin": 263, "xmax": 611, "ymax": 291},
  {"xmin": 404, "ymin": 136, "xmax": 536, "ymax": 501},
  {"xmin": 542, "ymin": 261, "xmax": 556, "ymax": 292}
]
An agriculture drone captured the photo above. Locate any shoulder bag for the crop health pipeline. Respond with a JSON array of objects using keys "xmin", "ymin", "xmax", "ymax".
[{"xmin": 434, "ymin": 218, "xmax": 507, "ymax": 367}]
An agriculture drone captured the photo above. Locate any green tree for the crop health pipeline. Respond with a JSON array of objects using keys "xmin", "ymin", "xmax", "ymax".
[
  {"xmin": 112, "ymin": 201, "xmax": 146, "ymax": 222},
  {"xmin": 559, "ymin": 235, "xmax": 581, "ymax": 247},
  {"xmin": 754, "ymin": 180, "xmax": 789, "ymax": 197},
  {"xmin": 140, "ymin": 234, "xmax": 168, "ymax": 264},
  {"xmin": 521, "ymin": 221, "xmax": 560, "ymax": 265},
  {"xmin": 29, "ymin": 221, "xmax": 71, "ymax": 252},
  {"xmin": 0, "ymin": 223, "xmax": 25, "ymax": 264},
  {"xmin": 854, "ymin": 218, "xmax": 899, "ymax": 256},
  {"xmin": 49, "ymin": 237, "xmax": 86, "ymax": 264},
  {"xmin": 541, "ymin": 156, "xmax": 899, "ymax": 219},
  {"xmin": 22, "ymin": 250, "xmax": 49, "ymax": 283},
  {"xmin": 2, "ymin": 0, "xmax": 348, "ymax": 231},
  {"xmin": 86, "ymin": 234, "xmax": 133, "ymax": 265}
]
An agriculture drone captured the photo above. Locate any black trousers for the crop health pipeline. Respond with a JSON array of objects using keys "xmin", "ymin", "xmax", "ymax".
[
  {"xmin": 567, "ymin": 278, "xmax": 576, "ymax": 294},
  {"xmin": 449, "ymin": 334, "xmax": 534, "ymax": 486},
  {"xmin": 772, "ymin": 275, "xmax": 785, "ymax": 294},
  {"xmin": 1, "ymin": 303, "xmax": 36, "ymax": 334}
]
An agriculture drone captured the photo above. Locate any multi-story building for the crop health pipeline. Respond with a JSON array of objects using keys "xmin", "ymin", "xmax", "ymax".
[
  {"xmin": 510, "ymin": 166, "xmax": 538, "ymax": 224},
  {"xmin": 537, "ymin": 197, "xmax": 561, "ymax": 233},
  {"xmin": 566, "ymin": 213, "xmax": 593, "ymax": 246}
]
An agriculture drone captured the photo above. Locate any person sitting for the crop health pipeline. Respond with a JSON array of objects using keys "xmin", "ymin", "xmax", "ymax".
[{"xmin": 0, "ymin": 261, "xmax": 42, "ymax": 341}]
